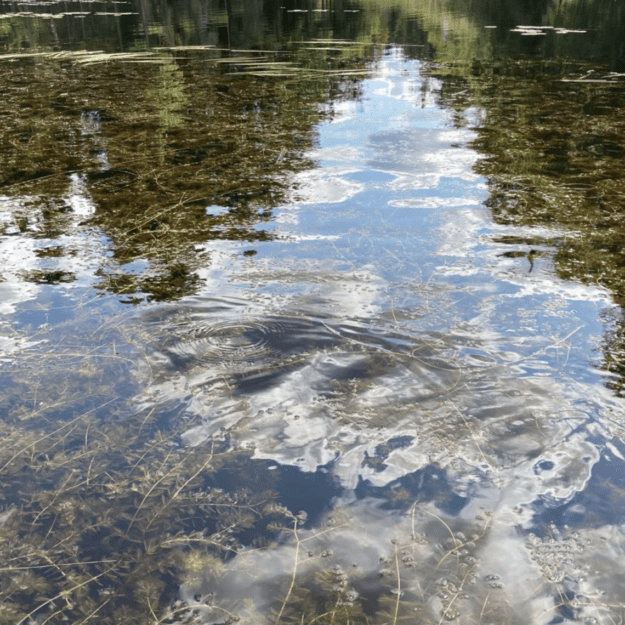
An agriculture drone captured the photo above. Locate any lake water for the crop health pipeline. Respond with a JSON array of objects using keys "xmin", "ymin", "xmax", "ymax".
[{"xmin": 2, "ymin": 1, "xmax": 625, "ymax": 624}]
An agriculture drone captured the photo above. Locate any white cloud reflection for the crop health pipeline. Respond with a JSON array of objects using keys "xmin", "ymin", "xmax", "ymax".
[
  {"xmin": 0, "ymin": 188, "xmax": 110, "ymax": 323},
  {"xmin": 132, "ymin": 51, "xmax": 625, "ymax": 624},
  {"xmin": 66, "ymin": 172, "xmax": 97, "ymax": 217}
]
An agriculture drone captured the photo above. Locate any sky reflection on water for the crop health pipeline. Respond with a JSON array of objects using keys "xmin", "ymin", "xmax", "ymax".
[
  {"xmin": 123, "ymin": 51, "xmax": 625, "ymax": 623},
  {"xmin": 2, "ymin": 1, "xmax": 625, "ymax": 622}
]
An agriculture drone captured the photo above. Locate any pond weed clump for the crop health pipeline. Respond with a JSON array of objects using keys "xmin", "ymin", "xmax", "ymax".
[
  {"xmin": 0, "ymin": 380, "xmax": 282, "ymax": 624},
  {"xmin": 0, "ymin": 297, "xmax": 601, "ymax": 624},
  {"xmin": 0, "ymin": 48, "xmax": 367, "ymax": 305},
  {"xmin": 0, "ymin": 43, "xmax": 388, "ymax": 625},
  {"xmin": 0, "ymin": 342, "xmax": 556, "ymax": 625},
  {"xmin": 429, "ymin": 58, "xmax": 625, "ymax": 394}
]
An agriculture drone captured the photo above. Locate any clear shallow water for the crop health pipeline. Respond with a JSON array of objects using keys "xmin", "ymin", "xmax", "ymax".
[
  {"xmin": 129, "ymin": 52, "xmax": 624, "ymax": 623},
  {"xmin": 2, "ymin": 1, "xmax": 625, "ymax": 624}
]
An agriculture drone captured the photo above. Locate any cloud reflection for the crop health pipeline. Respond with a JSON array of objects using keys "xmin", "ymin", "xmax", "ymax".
[{"xmin": 130, "ymin": 50, "xmax": 625, "ymax": 623}]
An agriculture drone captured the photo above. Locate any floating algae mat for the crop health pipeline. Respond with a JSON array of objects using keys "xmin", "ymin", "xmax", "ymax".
[{"xmin": 2, "ymin": 0, "xmax": 625, "ymax": 623}]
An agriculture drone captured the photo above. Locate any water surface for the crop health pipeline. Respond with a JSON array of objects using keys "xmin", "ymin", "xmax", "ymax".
[{"xmin": 1, "ymin": 1, "xmax": 625, "ymax": 624}]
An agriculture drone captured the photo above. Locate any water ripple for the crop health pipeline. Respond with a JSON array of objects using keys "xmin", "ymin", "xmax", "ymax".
[{"xmin": 162, "ymin": 316, "xmax": 342, "ymax": 369}]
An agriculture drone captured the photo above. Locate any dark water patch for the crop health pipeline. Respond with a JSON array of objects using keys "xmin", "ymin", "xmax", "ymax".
[
  {"xmin": 276, "ymin": 463, "xmax": 343, "ymax": 527},
  {"xmin": 23, "ymin": 269, "xmax": 76, "ymax": 284},
  {"xmin": 206, "ymin": 459, "xmax": 342, "ymax": 541},
  {"xmin": 361, "ymin": 435, "xmax": 415, "ymax": 473},
  {"xmin": 356, "ymin": 464, "xmax": 471, "ymax": 515}
]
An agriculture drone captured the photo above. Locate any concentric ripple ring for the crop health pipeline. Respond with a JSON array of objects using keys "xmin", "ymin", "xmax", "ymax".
[{"xmin": 164, "ymin": 317, "xmax": 340, "ymax": 366}]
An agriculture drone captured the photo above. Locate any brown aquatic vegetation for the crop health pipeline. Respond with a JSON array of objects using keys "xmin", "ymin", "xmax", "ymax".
[
  {"xmin": 429, "ymin": 58, "xmax": 625, "ymax": 394},
  {"xmin": 0, "ymin": 297, "xmax": 593, "ymax": 625},
  {"xmin": 0, "ymin": 369, "xmax": 277, "ymax": 624},
  {"xmin": 0, "ymin": 321, "xmax": 496, "ymax": 625},
  {"xmin": 0, "ymin": 47, "xmax": 367, "ymax": 303}
]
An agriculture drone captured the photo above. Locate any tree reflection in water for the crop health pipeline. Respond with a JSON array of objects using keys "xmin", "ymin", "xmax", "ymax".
[{"xmin": 1, "ymin": 0, "xmax": 625, "ymax": 623}]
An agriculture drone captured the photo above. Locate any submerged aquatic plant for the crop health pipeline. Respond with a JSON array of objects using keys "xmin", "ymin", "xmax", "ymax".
[
  {"xmin": 0, "ymin": 394, "xmax": 279, "ymax": 624},
  {"xmin": 429, "ymin": 58, "xmax": 625, "ymax": 394},
  {"xmin": 0, "ymin": 298, "xmax": 281, "ymax": 624},
  {"xmin": 0, "ymin": 292, "xmax": 599, "ymax": 625},
  {"xmin": 0, "ymin": 44, "xmax": 368, "ymax": 304},
  {"xmin": 0, "ymin": 37, "xmax": 378, "ymax": 625}
]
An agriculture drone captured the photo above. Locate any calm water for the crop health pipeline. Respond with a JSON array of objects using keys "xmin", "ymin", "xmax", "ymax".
[{"xmin": 2, "ymin": 1, "xmax": 625, "ymax": 624}]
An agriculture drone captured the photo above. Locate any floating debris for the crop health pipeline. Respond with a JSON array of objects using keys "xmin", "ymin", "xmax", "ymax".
[
  {"xmin": 213, "ymin": 56, "xmax": 271, "ymax": 63},
  {"xmin": 154, "ymin": 45, "xmax": 217, "ymax": 51},
  {"xmin": 303, "ymin": 39, "xmax": 363, "ymax": 45},
  {"xmin": 73, "ymin": 51, "xmax": 171, "ymax": 65},
  {"xmin": 0, "ymin": 49, "xmax": 171, "ymax": 64}
]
